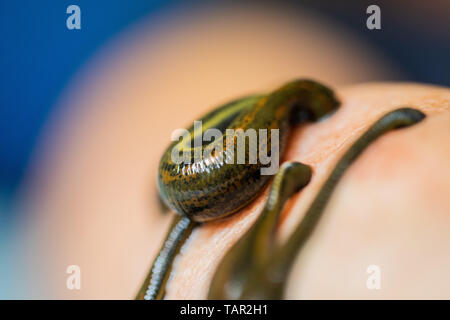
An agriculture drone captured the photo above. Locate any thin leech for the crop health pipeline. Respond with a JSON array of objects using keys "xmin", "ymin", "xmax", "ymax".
[
  {"xmin": 135, "ymin": 216, "xmax": 196, "ymax": 300},
  {"xmin": 208, "ymin": 161, "xmax": 313, "ymax": 299}
]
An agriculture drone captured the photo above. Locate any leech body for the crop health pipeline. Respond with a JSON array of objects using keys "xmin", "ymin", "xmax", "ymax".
[
  {"xmin": 136, "ymin": 79, "xmax": 425, "ymax": 300},
  {"xmin": 158, "ymin": 80, "xmax": 339, "ymax": 222},
  {"xmin": 136, "ymin": 215, "xmax": 195, "ymax": 300}
]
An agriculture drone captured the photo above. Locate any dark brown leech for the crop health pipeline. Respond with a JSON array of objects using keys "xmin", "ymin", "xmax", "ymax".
[{"xmin": 208, "ymin": 107, "xmax": 425, "ymax": 299}]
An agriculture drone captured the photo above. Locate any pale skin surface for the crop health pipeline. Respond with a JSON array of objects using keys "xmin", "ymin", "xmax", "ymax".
[{"xmin": 165, "ymin": 83, "xmax": 450, "ymax": 299}]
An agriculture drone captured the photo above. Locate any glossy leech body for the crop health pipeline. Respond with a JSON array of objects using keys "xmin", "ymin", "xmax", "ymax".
[
  {"xmin": 136, "ymin": 79, "xmax": 426, "ymax": 300},
  {"xmin": 158, "ymin": 80, "xmax": 339, "ymax": 222}
]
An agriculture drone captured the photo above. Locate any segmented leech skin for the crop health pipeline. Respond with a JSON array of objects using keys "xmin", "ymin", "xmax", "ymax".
[
  {"xmin": 136, "ymin": 215, "xmax": 195, "ymax": 300},
  {"xmin": 137, "ymin": 83, "xmax": 426, "ymax": 300}
]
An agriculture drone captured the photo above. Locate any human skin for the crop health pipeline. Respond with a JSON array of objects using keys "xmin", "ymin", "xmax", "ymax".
[{"xmin": 163, "ymin": 83, "xmax": 450, "ymax": 299}]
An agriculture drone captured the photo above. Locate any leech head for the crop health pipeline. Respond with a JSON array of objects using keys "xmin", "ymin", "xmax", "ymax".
[{"xmin": 275, "ymin": 79, "xmax": 340, "ymax": 123}]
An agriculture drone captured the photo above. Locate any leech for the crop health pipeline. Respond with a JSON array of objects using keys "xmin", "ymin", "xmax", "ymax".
[
  {"xmin": 135, "ymin": 216, "xmax": 196, "ymax": 300},
  {"xmin": 208, "ymin": 107, "xmax": 426, "ymax": 299},
  {"xmin": 136, "ymin": 79, "xmax": 339, "ymax": 300},
  {"xmin": 208, "ymin": 161, "xmax": 312, "ymax": 299}
]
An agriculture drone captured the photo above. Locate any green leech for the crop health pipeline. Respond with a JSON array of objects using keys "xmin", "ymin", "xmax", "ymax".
[
  {"xmin": 158, "ymin": 80, "xmax": 339, "ymax": 222},
  {"xmin": 208, "ymin": 107, "xmax": 425, "ymax": 299},
  {"xmin": 136, "ymin": 79, "xmax": 339, "ymax": 300}
]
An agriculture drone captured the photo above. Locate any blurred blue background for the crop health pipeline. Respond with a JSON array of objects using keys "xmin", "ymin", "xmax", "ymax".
[{"xmin": 0, "ymin": 0, "xmax": 449, "ymax": 220}]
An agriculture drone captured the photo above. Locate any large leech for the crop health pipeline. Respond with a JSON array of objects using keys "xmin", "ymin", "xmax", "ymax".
[{"xmin": 136, "ymin": 79, "xmax": 339, "ymax": 300}]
